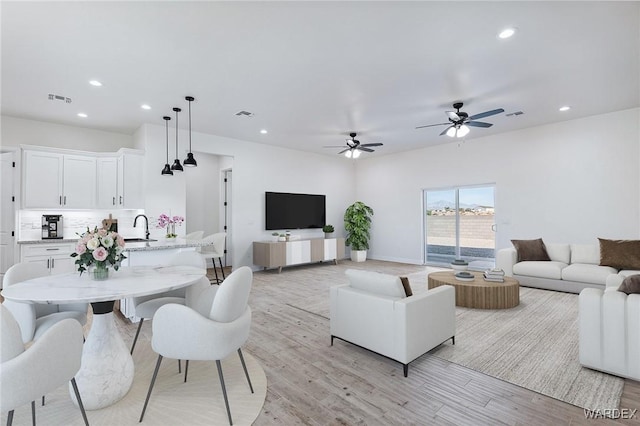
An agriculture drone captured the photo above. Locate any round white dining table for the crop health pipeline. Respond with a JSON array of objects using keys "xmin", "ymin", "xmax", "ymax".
[{"xmin": 1, "ymin": 264, "xmax": 205, "ymax": 410}]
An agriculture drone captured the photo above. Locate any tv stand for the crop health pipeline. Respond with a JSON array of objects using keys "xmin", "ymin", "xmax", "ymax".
[{"xmin": 253, "ymin": 238, "xmax": 345, "ymax": 273}]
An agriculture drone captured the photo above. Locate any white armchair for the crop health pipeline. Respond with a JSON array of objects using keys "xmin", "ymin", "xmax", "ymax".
[
  {"xmin": 130, "ymin": 251, "xmax": 207, "ymax": 354},
  {"xmin": 330, "ymin": 269, "xmax": 456, "ymax": 377},
  {"xmin": 0, "ymin": 304, "xmax": 89, "ymax": 426},
  {"xmin": 139, "ymin": 266, "xmax": 254, "ymax": 425},
  {"xmin": 579, "ymin": 274, "xmax": 640, "ymax": 380},
  {"xmin": 3, "ymin": 263, "xmax": 88, "ymax": 344}
]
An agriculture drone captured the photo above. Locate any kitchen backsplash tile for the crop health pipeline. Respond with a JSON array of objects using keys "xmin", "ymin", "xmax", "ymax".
[{"xmin": 19, "ymin": 209, "xmax": 145, "ymax": 241}]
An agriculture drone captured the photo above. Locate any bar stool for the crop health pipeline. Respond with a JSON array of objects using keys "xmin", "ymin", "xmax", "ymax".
[{"xmin": 201, "ymin": 232, "xmax": 227, "ymax": 284}]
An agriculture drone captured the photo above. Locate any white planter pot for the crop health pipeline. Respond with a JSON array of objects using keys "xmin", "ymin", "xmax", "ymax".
[{"xmin": 351, "ymin": 250, "xmax": 367, "ymax": 262}]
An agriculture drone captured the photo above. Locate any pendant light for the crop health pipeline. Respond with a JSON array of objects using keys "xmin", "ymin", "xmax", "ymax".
[
  {"xmin": 161, "ymin": 116, "xmax": 173, "ymax": 176},
  {"xmin": 170, "ymin": 107, "xmax": 184, "ymax": 172},
  {"xmin": 183, "ymin": 96, "xmax": 198, "ymax": 167}
]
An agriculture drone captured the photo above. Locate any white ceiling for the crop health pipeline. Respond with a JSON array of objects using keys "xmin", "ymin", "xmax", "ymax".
[{"xmin": 2, "ymin": 1, "xmax": 639, "ymax": 157}]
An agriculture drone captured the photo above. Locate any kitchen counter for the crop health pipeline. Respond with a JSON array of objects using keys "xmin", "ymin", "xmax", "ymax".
[{"xmin": 18, "ymin": 238, "xmax": 212, "ymax": 251}]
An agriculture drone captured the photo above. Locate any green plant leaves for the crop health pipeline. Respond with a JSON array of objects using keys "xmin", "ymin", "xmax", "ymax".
[{"xmin": 344, "ymin": 201, "xmax": 374, "ymax": 251}]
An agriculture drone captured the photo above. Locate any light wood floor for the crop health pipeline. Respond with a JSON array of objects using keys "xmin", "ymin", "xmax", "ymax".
[{"xmin": 4, "ymin": 260, "xmax": 639, "ymax": 425}]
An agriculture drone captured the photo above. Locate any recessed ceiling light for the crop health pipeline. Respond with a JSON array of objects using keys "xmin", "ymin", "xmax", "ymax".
[
  {"xmin": 559, "ymin": 106, "xmax": 571, "ymax": 112},
  {"xmin": 260, "ymin": 129, "xmax": 268, "ymax": 134},
  {"xmin": 498, "ymin": 28, "xmax": 516, "ymax": 39},
  {"xmin": 89, "ymin": 80, "xmax": 102, "ymax": 87},
  {"xmin": 77, "ymin": 113, "xmax": 88, "ymax": 118},
  {"xmin": 141, "ymin": 104, "xmax": 151, "ymax": 110}
]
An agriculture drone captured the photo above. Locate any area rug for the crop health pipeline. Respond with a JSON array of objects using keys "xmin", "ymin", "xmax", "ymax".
[
  {"xmin": 2, "ymin": 341, "xmax": 267, "ymax": 426},
  {"xmin": 429, "ymin": 286, "xmax": 624, "ymax": 411}
]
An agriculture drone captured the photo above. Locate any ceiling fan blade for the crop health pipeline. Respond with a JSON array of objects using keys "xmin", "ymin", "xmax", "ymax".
[
  {"xmin": 360, "ymin": 143, "xmax": 383, "ymax": 147},
  {"xmin": 440, "ymin": 126, "xmax": 453, "ymax": 136},
  {"xmin": 324, "ymin": 145, "xmax": 348, "ymax": 148},
  {"xmin": 337, "ymin": 148, "xmax": 350, "ymax": 154},
  {"xmin": 466, "ymin": 121, "xmax": 493, "ymax": 128},
  {"xmin": 415, "ymin": 122, "xmax": 449, "ymax": 129},
  {"xmin": 446, "ymin": 111, "xmax": 461, "ymax": 121},
  {"xmin": 358, "ymin": 147, "xmax": 375, "ymax": 152},
  {"xmin": 468, "ymin": 108, "xmax": 505, "ymax": 120}
]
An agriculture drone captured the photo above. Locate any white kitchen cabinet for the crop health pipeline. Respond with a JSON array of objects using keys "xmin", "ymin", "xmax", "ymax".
[
  {"xmin": 117, "ymin": 153, "xmax": 144, "ymax": 209},
  {"xmin": 97, "ymin": 157, "xmax": 118, "ymax": 208},
  {"xmin": 22, "ymin": 150, "xmax": 96, "ymax": 208},
  {"xmin": 20, "ymin": 243, "xmax": 76, "ymax": 275},
  {"xmin": 62, "ymin": 154, "xmax": 96, "ymax": 208},
  {"xmin": 23, "ymin": 150, "xmax": 64, "ymax": 208}
]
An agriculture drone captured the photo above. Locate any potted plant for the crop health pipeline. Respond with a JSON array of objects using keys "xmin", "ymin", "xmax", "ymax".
[
  {"xmin": 278, "ymin": 233, "xmax": 286, "ymax": 242},
  {"xmin": 271, "ymin": 231, "xmax": 280, "ymax": 242},
  {"xmin": 344, "ymin": 201, "xmax": 374, "ymax": 262},
  {"xmin": 322, "ymin": 224, "xmax": 335, "ymax": 238}
]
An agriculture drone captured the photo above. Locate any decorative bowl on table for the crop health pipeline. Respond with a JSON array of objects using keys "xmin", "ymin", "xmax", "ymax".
[
  {"xmin": 454, "ymin": 271, "xmax": 475, "ymax": 282},
  {"xmin": 450, "ymin": 259, "xmax": 469, "ymax": 272}
]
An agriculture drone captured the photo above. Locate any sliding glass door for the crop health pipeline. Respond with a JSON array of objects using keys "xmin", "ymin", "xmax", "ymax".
[{"xmin": 424, "ymin": 185, "xmax": 495, "ymax": 269}]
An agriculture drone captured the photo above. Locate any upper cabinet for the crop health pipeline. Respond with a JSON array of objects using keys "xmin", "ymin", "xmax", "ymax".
[
  {"xmin": 22, "ymin": 147, "xmax": 144, "ymax": 210},
  {"xmin": 23, "ymin": 150, "xmax": 96, "ymax": 208},
  {"xmin": 117, "ymin": 153, "xmax": 144, "ymax": 209}
]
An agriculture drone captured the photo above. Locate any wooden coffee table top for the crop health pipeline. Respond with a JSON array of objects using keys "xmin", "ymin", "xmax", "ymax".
[{"xmin": 428, "ymin": 270, "xmax": 519, "ymax": 309}]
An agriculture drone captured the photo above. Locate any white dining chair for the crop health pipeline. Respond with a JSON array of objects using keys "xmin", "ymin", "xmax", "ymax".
[
  {"xmin": 130, "ymin": 251, "xmax": 207, "ymax": 355},
  {"xmin": 0, "ymin": 304, "xmax": 90, "ymax": 426},
  {"xmin": 200, "ymin": 232, "xmax": 227, "ymax": 284},
  {"xmin": 139, "ymin": 266, "xmax": 254, "ymax": 425},
  {"xmin": 2, "ymin": 263, "xmax": 88, "ymax": 344}
]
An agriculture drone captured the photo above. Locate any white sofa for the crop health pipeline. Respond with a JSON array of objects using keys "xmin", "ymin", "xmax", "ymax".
[
  {"xmin": 579, "ymin": 274, "xmax": 640, "ymax": 380},
  {"xmin": 496, "ymin": 243, "xmax": 640, "ymax": 294},
  {"xmin": 330, "ymin": 269, "xmax": 455, "ymax": 377}
]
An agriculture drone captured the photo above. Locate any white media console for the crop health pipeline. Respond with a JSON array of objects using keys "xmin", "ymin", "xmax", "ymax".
[{"xmin": 253, "ymin": 238, "xmax": 345, "ymax": 273}]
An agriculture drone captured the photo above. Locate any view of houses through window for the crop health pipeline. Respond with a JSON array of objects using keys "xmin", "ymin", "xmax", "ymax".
[{"xmin": 424, "ymin": 185, "xmax": 496, "ymax": 269}]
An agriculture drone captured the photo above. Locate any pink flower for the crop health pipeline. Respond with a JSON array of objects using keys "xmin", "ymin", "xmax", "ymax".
[
  {"xmin": 116, "ymin": 235, "xmax": 125, "ymax": 247},
  {"xmin": 75, "ymin": 242, "xmax": 87, "ymax": 255},
  {"xmin": 92, "ymin": 247, "xmax": 108, "ymax": 262}
]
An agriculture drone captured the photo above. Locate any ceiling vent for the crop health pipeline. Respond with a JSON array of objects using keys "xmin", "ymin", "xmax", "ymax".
[
  {"xmin": 505, "ymin": 111, "xmax": 524, "ymax": 117},
  {"xmin": 48, "ymin": 94, "xmax": 72, "ymax": 103},
  {"xmin": 234, "ymin": 110, "xmax": 254, "ymax": 117}
]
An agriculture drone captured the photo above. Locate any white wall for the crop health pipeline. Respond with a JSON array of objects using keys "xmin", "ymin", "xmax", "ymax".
[
  {"xmin": 356, "ymin": 108, "xmax": 640, "ymax": 264},
  {"xmin": 138, "ymin": 124, "xmax": 356, "ymax": 269},
  {"xmin": 185, "ymin": 153, "xmax": 226, "ymax": 237},
  {"xmin": 1, "ymin": 115, "xmax": 134, "ymax": 152}
]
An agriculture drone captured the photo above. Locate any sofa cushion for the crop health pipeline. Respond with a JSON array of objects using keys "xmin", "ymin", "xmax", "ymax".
[
  {"xmin": 513, "ymin": 261, "xmax": 567, "ymax": 280},
  {"xmin": 561, "ymin": 264, "xmax": 617, "ymax": 285},
  {"xmin": 619, "ymin": 270, "xmax": 640, "ymax": 278},
  {"xmin": 545, "ymin": 243, "xmax": 571, "ymax": 264},
  {"xmin": 599, "ymin": 238, "xmax": 640, "ymax": 270},
  {"xmin": 571, "ymin": 244, "xmax": 600, "ymax": 265},
  {"xmin": 511, "ymin": 239, "xmax": 550, "ymax": 262},
  {"xmin": 618, "ymin": 274, "xmax": 640, "ymax": 294},
  {"xmin": 345, "ymin": 269, "xmax": 405, "ymax": 298}
]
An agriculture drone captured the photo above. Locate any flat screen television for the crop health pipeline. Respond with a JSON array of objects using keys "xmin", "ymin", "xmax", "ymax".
[{"xmin": 265, "ymin": 192, "xmax": 326, "ymax": 230}]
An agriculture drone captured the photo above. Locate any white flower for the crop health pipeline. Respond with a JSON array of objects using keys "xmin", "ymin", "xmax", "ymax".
[
  {"xmin": 115, "ymin": 246, "xmax": 123, "ymax": 255},
  {"xmin": 86, "ymin": 238, "xmax": 99, "ymax": 250},
  {"xmin": 101, "ymin": 235, "xmax": 114, "ymax": 248}
]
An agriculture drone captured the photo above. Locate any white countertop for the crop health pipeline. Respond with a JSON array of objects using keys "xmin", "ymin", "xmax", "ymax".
[{"xmin": 17, "ymin": 237, "xmax": 213, "ymax": 252}]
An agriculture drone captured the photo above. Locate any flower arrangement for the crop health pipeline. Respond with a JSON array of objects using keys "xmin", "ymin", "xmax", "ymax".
[
  {"xmin": 70, "ymin": 227, "xmax": 126, "ymax": 278},
  {"xmin": 157, "ymin": 214, "xmax": 184, "ymax": 238}
]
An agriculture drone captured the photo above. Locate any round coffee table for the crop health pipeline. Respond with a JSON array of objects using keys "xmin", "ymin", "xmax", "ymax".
[{"xmin": 428, "ymin": 270, "xmax": 519, "ymax": 309}]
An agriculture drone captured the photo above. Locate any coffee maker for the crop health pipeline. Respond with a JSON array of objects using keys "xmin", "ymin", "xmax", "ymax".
[{"xmin": 42, "ymin": 215, "xmax": 63, "ymax": 239}]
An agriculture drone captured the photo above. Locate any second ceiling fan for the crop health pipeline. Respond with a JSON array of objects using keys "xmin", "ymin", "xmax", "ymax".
[{"xmin": 416, "ymin": 102, "xmax": 505, "ymax": 138}]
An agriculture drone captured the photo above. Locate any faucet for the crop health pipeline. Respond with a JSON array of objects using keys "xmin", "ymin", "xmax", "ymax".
[{"xmin": 134, "ymin": 214, "xmax": 150, "ymax": 240}]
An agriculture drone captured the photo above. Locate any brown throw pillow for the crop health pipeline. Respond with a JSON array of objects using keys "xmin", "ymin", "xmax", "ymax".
[
  {"xmin": 599, "ymin": 238, "xmax": 640, "ymax": 270},
  {"xmin": 618, "ymin": 274, "xmax": 640, "ymax": 295},
  {"xmin": 399, "ymin": 276, "xmax": 413, "ymax": 297},
  {"xmin": 511, "ymin": 238, "xmax": 550, "ymax": 262}
]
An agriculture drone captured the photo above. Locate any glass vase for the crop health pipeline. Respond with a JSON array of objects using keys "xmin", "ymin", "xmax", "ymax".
[
  {"xmin": 166, "ymin": 223, "xmax": 176, "ymax": 239},
  {"xmin": 90, "ymin": 263, "xmax": 110, "ymax": 281}
]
